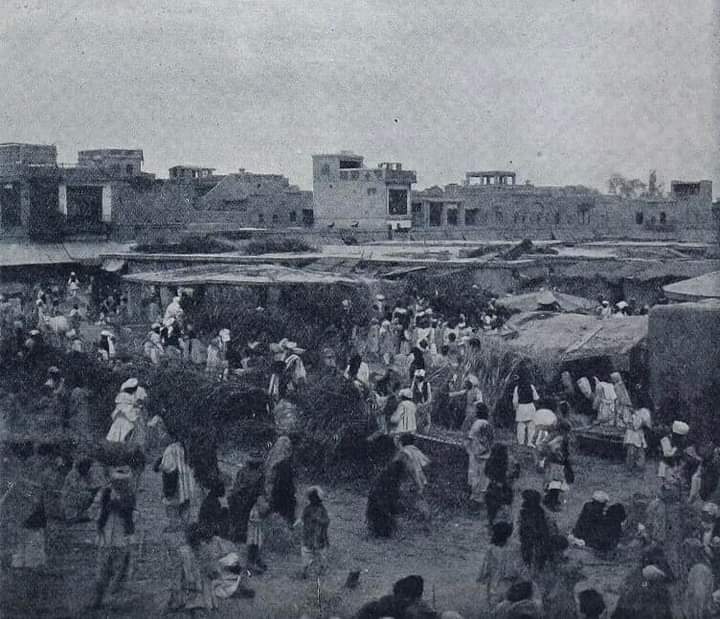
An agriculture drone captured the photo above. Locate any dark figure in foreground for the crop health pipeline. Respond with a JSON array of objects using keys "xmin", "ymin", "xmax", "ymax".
[
  {"xmin": 355, "ymin": 574, "xmax": 438, "ymax": 619},
  {"xmin": 484, "ymin": 444, "xmax": 519, "ymax": 527},
  {"xmin": 518, "ymin": 489, "xmax": 553, "ymax": 573},
  {"xmin": 264, "ymin": 436, "xmax": 297, "ymax": 526},
  {"xmin": 227, "ymin": 451, "xmax": 264, "ymax": 543},
  {"xmin": 367, "ymin": 459, "xmax": 404, "ymax": 538}
]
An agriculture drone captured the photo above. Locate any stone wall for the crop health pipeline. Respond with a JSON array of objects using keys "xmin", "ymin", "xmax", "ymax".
[
  {"xmin": 110, "ymin": 179, "xmax": 195, "ymax": 242},
  {"xmin": 412, "ymin": 185, "xmax": 717, "ymax": 243},
  {"xmin": 648, "ymin": 300, "xmax": 720, "ymax": 432}
]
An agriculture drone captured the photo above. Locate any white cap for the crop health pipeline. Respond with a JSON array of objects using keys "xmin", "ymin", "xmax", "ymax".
[
  {"xmin": 399, "ymin": 388, "xmax": 413, "ymax": 399},
  {"xmin": 375, "ymin": 294, "xmax": 385, "ymax": 301},
  {"xmin": 219, "ymin": 328, "xmax": 231, "ymax": 342},
  {"xmin": 616, "ymin": 301, "xmax": 628, "ymax": 309},
  {"xmin": 414, "ymin": 369, "xmax": 426, "ymax": 378},
  {"xmin": 642, "ymin": 565, "xmax": 666, "ymax": 581},
  {"xmin": 537, "ymin": 290, "xmax": 557, "ymax": 305},
  {"xmin": 672, "ymin": 420, "xmax": 690, "ymax": 435},
  {"xmin": 121, "ymin": 378, "xmax": 139, "ymax": 391},
  {"xmin": 592, "ymin": 491, "xmax": 610, "ymax": 503},
  {"xmin": 702, "ymin": 502, "xmax": 719, "ymax": 517}
]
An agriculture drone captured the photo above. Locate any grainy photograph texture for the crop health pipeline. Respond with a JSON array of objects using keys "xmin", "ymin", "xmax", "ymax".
[{"xmin": 1, "ymin": 1, "xmax": 719, "ymax": 617}]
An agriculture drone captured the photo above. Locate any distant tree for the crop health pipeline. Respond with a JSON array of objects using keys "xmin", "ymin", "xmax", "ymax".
[{"xmin": 608, "ymin": 174, "xmax": 647, "ymax": 199}]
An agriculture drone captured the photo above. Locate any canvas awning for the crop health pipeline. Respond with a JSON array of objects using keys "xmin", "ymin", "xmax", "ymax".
[
  {"xmin": 123, "ymin": 264, "xmax": 378, "ymax": 287},
  {"xmin": 0, "ymin": 241, "xmax": 134, "ymax": 267},
  {"xmin": 0, "ymin": 243, "xmax": 72, "ymax": 267}
]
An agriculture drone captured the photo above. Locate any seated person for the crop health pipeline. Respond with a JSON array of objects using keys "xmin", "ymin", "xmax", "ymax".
[
  {"xmin": 492, "ymin": 580, "xmax": 543, "ymax": 619},
  {"xmin": 355, "ymin": 575, "xmax": 437, "ymax": 619},
  {"xmin": 571, "ymin": 491, "xmax": 609, "ymax": 549}
]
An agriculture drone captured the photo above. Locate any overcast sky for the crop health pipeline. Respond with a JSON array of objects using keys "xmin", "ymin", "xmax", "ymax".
[{"xmin": 2, "ymin": 0, "xmax": 718, "ymax": 195}]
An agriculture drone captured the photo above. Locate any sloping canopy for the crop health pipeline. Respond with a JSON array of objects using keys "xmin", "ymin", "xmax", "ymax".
[
  {"xmin": 63, "ymin": 241, "xmax": 134, "ymax": 264},
  {"xmin": 0, "ymin": 242, "xmax": 71, "ymax": 267},
  {"xmin": 123, "ymin": 263, "xmax": 378, "ymax": 287},
  {"xmin": 499, "ymin": 312, "xmax": 648, "ymax": 371},
  {"xmin": 663, "ymin": 271, "xmax": 720, "ymax": 301},
  {"xmin": 497, "ymin": 290, "xmax": 596, "ymax": 313},
  {"xmin": 0, "ymin": 241, "xmax": 134, "ymax": 267}
]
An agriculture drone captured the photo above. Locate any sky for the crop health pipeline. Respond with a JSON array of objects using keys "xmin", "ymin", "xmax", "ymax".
[{"xmin": 1, "ymin": 0, "xmax": 718, "ymax": 195}]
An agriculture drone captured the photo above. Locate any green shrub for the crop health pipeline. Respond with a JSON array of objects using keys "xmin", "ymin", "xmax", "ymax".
[
  {"xmin": 134, "ymin": 235, "xmax": 235, "ymax": 254},
  {"xmin": 243, "ymin": 237, "xmax": 316, "ymax": 255}
]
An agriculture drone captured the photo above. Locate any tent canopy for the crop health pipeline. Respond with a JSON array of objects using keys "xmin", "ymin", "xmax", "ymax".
[{"xmin": 123, "ymin": 263, "xmax": 378, "ymax": 287}]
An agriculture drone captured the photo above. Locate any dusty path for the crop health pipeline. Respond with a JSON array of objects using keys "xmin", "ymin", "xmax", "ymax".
[{"xmin": 0, "ymin": 446, "xmax": 657, "ymax": 618}]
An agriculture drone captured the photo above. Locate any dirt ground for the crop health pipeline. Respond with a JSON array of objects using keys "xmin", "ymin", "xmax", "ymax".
[{"xmin": 0, "ymin": 438, "xmax": 659, "ymax": 619}]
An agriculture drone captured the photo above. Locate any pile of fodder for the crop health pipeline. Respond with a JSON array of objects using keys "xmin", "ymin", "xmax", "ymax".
[
  {"xmin": 243, "ymin": 237, "xmax": 317, "ymax": 255},
  {"xmin": 293, "ymin": 371, "xmax": 380, "ymax": 480},
  {"xmin": 185, "ymin": 286, "xmax": 372, "ymax": 368},
  {"xmin": 134, "ymin": 234, "xmax": 235, "ymax": 254},
  {"xmin": 404, "ymin": 269, "xmax": 495, "ymax": 323},
  {"xmin": 0, "ymin": 338, "xmax": 272, "ymax": 488},
  {"xmin": 463, "ymin": 337, "xmax": 555, "ymax": 427}
]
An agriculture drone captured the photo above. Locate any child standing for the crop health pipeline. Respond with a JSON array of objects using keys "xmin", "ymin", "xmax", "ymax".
[
  {"xmin": 477, "ymin": 521, "xmax": 526, "ymax": 607},
  {"xmin": 624, "ymin": 407, "xmax": 652, "ymax": 471},
  {"xmin": 246, "ymin": 496, "xmax": 270, "ymax": 574},
  {"xmin": 542, "ymin": 420, "xmax": 573, "ymax": 512},
  {"xmin": 300, "ymin": 486, "xmax": 330, "ymax": 579}
]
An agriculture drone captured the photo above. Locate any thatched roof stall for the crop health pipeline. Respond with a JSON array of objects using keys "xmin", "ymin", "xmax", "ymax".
[{"xmin": 497, "ymin": 312, "xmax": 649, "ymax": 379}]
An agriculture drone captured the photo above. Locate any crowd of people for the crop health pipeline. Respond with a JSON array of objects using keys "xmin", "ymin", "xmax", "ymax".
[{"xmin": 3, "ymin": 271, "xmax": 718, "ymax": 618}]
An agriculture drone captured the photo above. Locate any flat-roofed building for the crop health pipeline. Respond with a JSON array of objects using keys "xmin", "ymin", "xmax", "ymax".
[{"xmin": 312, "ymin": 151, "xmax": 417, "ymax": 229}]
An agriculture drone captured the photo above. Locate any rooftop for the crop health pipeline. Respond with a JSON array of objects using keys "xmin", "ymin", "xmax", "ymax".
[
  {"xmin": 466, "ymin": 170, "xmax": 516, "ymax": 177},
  {"xmin": 169, "ymin": 165, "xmax": 216, "ymax": 171},
  {"xmin": 123, "ymin": 263, "xmax": 378, "ymax": 287}
]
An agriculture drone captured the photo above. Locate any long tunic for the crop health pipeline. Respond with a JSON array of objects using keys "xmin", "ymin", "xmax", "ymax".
[
  {"xmin": 161, "ymin": 443, "xmax": 195, "ymax": 506},
  {"xmin": 390, "ymin": 400, "xmax": 417, "ymax": 434},
  {"xmin": 174, "ymin": 544, "xmax": 218, "ymax": 611},
  {"xmin": 593, "ymin": 381, "xmax": 617, "ymax": 424},
  {"xmin": 302, "ymin": 503, "xmax": 330, "ymax": 551},
  {"xmin": 513, "ymin": 385, "xmax": 538, "ymax": 423},
  {"xmin": 227, "ymin": 466, "xmax": 264, "ymax": 543},
  {"xmin": 477, "ymin": 542, "xmax": 526, "ymax": 607},
  {"xmin": 466, "ymin": 419, "xmax": 493, "ymax": 501}
]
